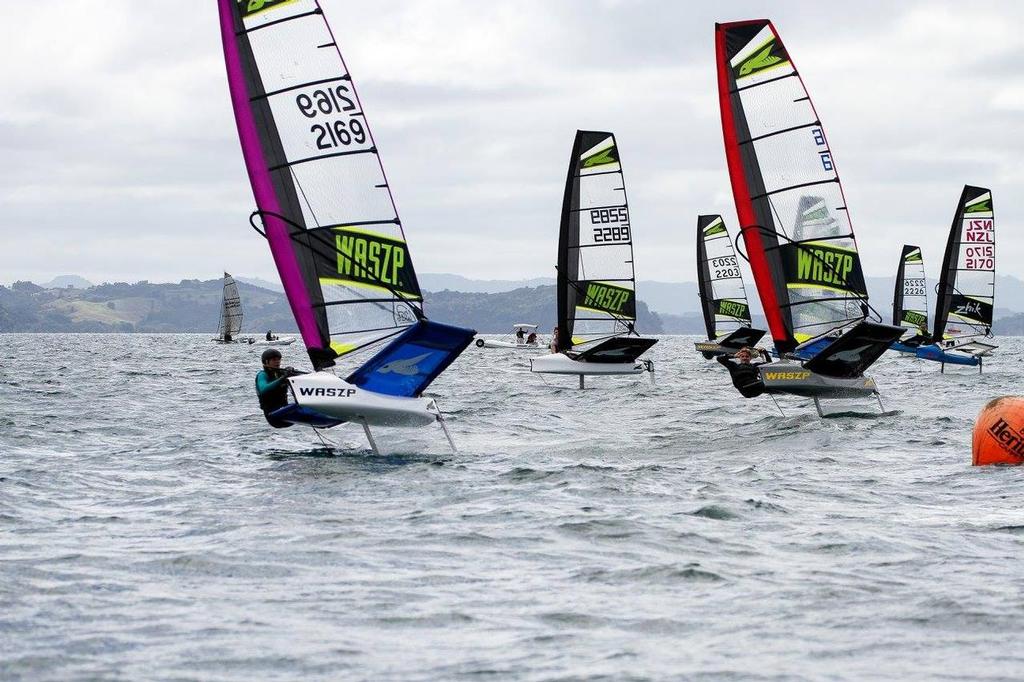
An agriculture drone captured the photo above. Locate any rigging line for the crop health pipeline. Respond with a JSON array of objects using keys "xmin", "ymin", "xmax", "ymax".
[
  {"xmin": 734, "ymin": 223, "xmax": 884, "ymax": 324},
  {"xmin": 249, "ymin": 210, "xmax": 424, "ymax": 321}
]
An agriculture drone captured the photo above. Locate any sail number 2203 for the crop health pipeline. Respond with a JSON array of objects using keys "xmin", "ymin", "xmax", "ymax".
[{"xmin": 296, "ymin": 85, "xmax": 367, "ymax": 150}]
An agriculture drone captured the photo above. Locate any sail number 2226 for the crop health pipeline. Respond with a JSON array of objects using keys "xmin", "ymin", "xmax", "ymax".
[{"xmin": 296, "ymin": 85, "xmax": 367, "ymax": 150}]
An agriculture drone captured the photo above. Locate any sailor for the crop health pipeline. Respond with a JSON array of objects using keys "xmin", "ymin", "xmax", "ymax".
[
  {"xmin": 255, "ymin": 348, "xmax": 294, "ymax": 428},
  {"xmin": 224, "ymin": 332, "xmax": 233, "ymax": 343},
  {"xmin": 266, "ymin": 330, "xmax": 274, "ymax": 341},
  {"xmin": 716, "ymin": 347, "xmax": 768, "ymax": 398},
  {"xmin": 549, "ymin": 326, "xmax": 560, "ymax": 353}
]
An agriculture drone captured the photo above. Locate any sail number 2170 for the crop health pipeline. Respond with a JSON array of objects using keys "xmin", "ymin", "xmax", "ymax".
[{"xmin": 296, "ymin": 85, "xmax": 367, "ymax": 150}]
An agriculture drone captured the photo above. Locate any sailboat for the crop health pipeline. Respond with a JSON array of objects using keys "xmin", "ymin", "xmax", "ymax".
[
  {"xmin": 529, "ymin": 131, "xmax": 657, "ymax": 387},
  {"xmin": 889, "ymin": 245, "xmax": 931, "ymax": 354},
  {"xmin": 715, "ymin": 20, "xmax": 904, "ymax": 414},
  {"xmin": 914, "ymin": 186, "xmax": 997, "ymax": 370},
  {"xmin": 693, "ymin": 214, "xmax": 766, "ymax": 358},
  {"xmin": 218, "ymin": 0, "xmax": 475, "ymax": 451},
  {"xmin": 212, "ymin": 272, "xmax": 252, "ymax": 344}
]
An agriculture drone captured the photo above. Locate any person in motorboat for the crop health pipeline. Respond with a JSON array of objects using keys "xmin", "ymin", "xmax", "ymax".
[
  {"xmin": 266, "ymin": 330, "xmax": 276, "ymax": 341},
  {"xmin": 716, "ymin": 347, "xmax": 770, "ymax": 398},
  {"xmin": 516, "ymin": 327, "xmax": 525, "ymax": 344},
  {"xmin": 549, "ymin": 326, "xmax": 560, "ymax": 353},
  {"xmin": 255, "ymin": 348, "xmax": 299, "ymax": 428},
  {"xmin": 526, "ymin": 331, "xmax": 537, "ymax": 345}
]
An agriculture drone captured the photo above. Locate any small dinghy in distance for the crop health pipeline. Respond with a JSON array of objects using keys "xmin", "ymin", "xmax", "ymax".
[
  {"xmin": 693, "ymin": 214, "xmax": 766, "ymax": 359},
  {"xmin": 475, "ymin": 324, "xmax": 543, "ymax": 350},
  {"xmin": 715, "ymin": 19, "xmax": 904, "ymax": 415},
  {"xmin": 212, "ymin": 272, "xmax": 253, "ymax": 344},
  {"xmin": 219, "ymin": 0, "xmax": 475, "ymax": 452},
  {"xmin": 889, "ymin": 245, "xmax": 931, "ymax": 354},
  {"xmin": 530, "ymin": 130, "xmax": 657, "ymax": 388},
  {"xmin": 914, "ymin": 186, "xmax": 997, "ymax": 372}
]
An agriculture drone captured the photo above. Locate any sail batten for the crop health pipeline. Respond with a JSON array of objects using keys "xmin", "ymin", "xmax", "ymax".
[
  {"xmin": 716, "ymin": 20, "xmax": 868, "ymax": 353},
  {"xmin": 220, "ymin": 0, "xmax": 423, "ymax": 371}
]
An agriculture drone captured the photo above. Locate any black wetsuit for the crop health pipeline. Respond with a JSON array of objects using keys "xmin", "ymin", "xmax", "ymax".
[
  {"xmin": 716, "ymin": 355, "xmax": 766, "ymax": 399},
  {"xmin": 255, "ymin": 369, "xmax": 292, "ymax": 428}
]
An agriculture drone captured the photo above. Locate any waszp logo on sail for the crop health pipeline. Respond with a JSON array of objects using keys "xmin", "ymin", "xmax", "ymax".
[
  {"xmin": 333, "ymin": 230, "xmax": 412, "ymax": 292},
  {"xmin": 582, "ymin": 283, "xmax": 631, "ymax": 314},
  {"xmin": 795, "ymin": 248, "xmax": 854, "ymax": 287},
  {"xmin": 717, "ymin": 300, "xmax": 748, "ymax": 319}
]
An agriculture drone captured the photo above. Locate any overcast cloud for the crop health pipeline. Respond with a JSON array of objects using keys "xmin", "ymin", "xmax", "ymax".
[{"xmin": 1, "ymin": 1, "xmax": 1021, "ymax": 288}]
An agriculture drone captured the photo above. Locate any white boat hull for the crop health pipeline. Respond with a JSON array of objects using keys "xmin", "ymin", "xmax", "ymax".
[
  {"xmin": 288, "ymin": 372, "xmax": 437, "ymax": 427},
  {"xmin": 530, "ymin": 352, "xmax": 644, "ymax": 376},
  {"xmin": 476, "ymin": 338, "xmax": 542, "ymax": 350},
  {"xmin": 252, "ymin": 337, "xmax": 297, "ymax": 346}
]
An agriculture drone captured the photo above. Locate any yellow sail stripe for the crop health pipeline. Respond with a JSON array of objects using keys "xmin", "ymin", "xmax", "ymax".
[
  {"xmin": 329, "ymin": 340, "xmax": 358, "ymax": 356},
  {"xmin": 319, "ymin": 277, "xmax": 419, "ymax": 299},
  {"xmin": 787, "ymin": 282, "xmax": 858, "ymax": 296}
]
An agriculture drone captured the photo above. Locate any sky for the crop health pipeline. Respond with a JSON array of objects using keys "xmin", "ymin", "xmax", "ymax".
[{"xmin": 1, "ymin": 0, "xmax": 1022, "ymax": 287}]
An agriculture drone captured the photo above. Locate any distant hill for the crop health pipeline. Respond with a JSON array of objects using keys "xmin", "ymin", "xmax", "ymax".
[
  {"xmin": 418, "ymin": 273, "xmax": 555, "ymax": 294},
  {"xmin": 5, "ymin": 271, "xmax": 1021, "ymax": 334},
  {"xmin": 424, "ymin": 285, "xmax": 662, "ymax": 334},
  {"xmin": 0, "ymin": 279, "xmax": 294, "ymax": 333},
  {"xmin": 41, "ymin": 275, "xmax": 93, "ymax": 289},
  {"xmin": 0, "ymin": 279, "xmax": 662, "ymax": 334}
]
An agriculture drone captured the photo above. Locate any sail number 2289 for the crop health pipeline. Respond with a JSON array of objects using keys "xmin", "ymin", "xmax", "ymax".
[
  {"xmin": 590, "ymin": 207, "xmax": 630, "ymax": 243},
  {"xmin": 295, "ymin": 85, "xmax": 367, "ymax": 150}
]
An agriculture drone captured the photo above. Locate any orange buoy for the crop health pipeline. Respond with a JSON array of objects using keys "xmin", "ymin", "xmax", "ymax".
[{"xmin": 973, "ymin": 397, "xmax": 1024, "ymax": 466}]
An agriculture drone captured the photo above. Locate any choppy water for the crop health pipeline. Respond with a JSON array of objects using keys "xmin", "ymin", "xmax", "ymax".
[{"xmin": 3, "ymin": 333, "xmax": 1024, "ymax": 681}]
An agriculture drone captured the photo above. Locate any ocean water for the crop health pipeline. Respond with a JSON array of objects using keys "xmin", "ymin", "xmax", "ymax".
[{"xmin": 3, "ymin": 333, "xmax": 1024, "ymax": 681}]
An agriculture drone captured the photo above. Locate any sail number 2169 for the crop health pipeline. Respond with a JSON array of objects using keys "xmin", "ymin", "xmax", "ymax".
[{"xmin": 295, "ymin": 85, "xmax": 367, "ymax": 150}]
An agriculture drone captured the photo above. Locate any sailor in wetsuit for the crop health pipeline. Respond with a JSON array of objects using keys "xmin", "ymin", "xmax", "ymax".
[
  {"xmin": 255, "ymin": 348, "xmax": 294, "ymax": 428},
  {"xmin": 716, "ymin": 346, "xmax": 770, "ymax": 398}
]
